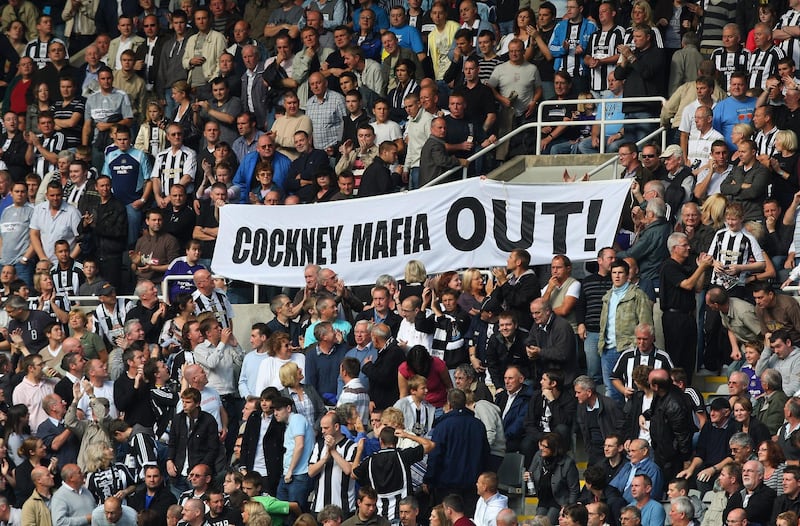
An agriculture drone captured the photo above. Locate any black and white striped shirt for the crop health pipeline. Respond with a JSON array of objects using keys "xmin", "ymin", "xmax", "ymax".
[
  {"xmin": 775, "ymin": 10, "xmax": 800, "ymax": 69},
  {"xmin": 586, "ymin": 25, "xmax": 625, "ymax": 91},
  {"xmin": 309, "ymin": 436, "xmax": 358, "ymax": 514},
  {"xmin": 33, "ymin": 132, "xmax": 66, "ymax": 177},
  {"xmin": 50, "ymin": 260, "xmax": 84, "ymax": 296},
  {"xmin": 755, "ymin": 126, "xmax": 779, "ymax": 158},
  {"xmin": 708, "ymin": 227, "xmax": 765, "ymax": 287},
  {"xmin": 709, "ymin": 47, "xmax": 751, "ymax": 92},
  {"xmin": 192, "ymin": 289, "xmax": 234, "ymax": 329},
  {"xmin": 93, "ymin": 299, "xmax": 134, "ymax": 348},
  {"xmin": 151, "ymin": 146, "xmax": 196, "ymax": 197},
  {"xmin": 749, "ymin": 46, "xmax": 785, "ymax": 89},
  {"xmin": 623, "ymin": 25, "xmax": 664, "ymax": 49},
  {"xmin": 610, "ymin": 347, "xmax": 674, "ymax": 391}
]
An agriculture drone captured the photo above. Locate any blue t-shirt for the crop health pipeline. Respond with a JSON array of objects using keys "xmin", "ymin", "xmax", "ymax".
[
  {"xmin": 102, "ymin": 148, "xmax": 152, "ymax": 205},
  {"xmin": 283, "ymin": 413, "xmax": 316, "ymax": 475},
  {"xmin": 389, "ymin": 25, "xmax": 424, "ymax": 54}
]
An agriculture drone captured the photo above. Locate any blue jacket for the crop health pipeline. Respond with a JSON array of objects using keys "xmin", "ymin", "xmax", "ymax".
[
  {"xmin": 494, "ymin": 383, "xmax": 533, "ymax": 451},
  {"xmin": 425, "ymin": 408, "xmax": 489, "ymax": 489},
  {"xmin": 610, "ymin": 455, "xmax": 664, "ymax": 501},
  {"xmin": 548, "ymin": 17, "xmax": 597, "ymax": 74},
  {"xmin": 233, "ymin": 150, "xmax": 292, "ymax": 202}
]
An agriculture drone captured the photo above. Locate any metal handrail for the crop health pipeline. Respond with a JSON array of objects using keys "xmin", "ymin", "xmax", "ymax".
[
  {"xmin": 585, "ymin": 126, "xmax": 668, "ymax": 179},
  {"xmin": 421, "ymin": 95, "xmax": 667, "ymax": 188}
]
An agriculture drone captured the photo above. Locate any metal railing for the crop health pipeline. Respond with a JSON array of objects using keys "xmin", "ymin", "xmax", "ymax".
[{"xmin": 421, "ymin": 95, "xmax": 666, "ymax": 187}]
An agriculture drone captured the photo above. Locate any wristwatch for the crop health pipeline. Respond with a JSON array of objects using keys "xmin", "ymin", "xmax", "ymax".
[{"xmin": 20, "ymin": 257, "xmax": 28, "ymax": 264}]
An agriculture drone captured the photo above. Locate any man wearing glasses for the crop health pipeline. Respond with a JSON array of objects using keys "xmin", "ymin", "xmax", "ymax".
[{"xmin": 234, "ymin": 134, "xmax": 291, "ymax": 202}]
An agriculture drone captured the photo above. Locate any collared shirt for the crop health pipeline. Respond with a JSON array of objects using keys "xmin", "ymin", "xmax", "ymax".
[{"xmin": 305, "ymin": 89, "xmax": 347, "ymax": 150}]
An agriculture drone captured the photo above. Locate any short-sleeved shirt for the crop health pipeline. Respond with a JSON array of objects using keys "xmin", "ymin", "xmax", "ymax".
[
  {"xmin": 283, "ymin": 413, "xmax": 316, "ymax": 476},
  {"xmin": 0, "ymin": 203, "xmax": 33, "ymax": 265},
  {"xmin": 659, "ymin": 257, "xmax": 697, "ymax": 312}
]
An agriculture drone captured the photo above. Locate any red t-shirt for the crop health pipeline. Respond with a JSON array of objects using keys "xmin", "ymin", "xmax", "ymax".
[{"xmin": 398, "ymin": 356, "xmax": 449, "ymax": 407}]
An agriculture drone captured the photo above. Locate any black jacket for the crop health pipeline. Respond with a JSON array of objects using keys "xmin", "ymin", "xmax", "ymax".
[
  {"xmin": 523, "ymin": 389, "xmax": 576, "ymax": 446},
  {"xmin": 128, "ymin": 485, "xmax": 177, "ymax": 522},
  {"xmin": 645, "ymin": 386, "xmax": 694, "ymax": 471},
  {"xmin": 79, "ymin": 196, "xmax": 128, "ymax": 257},
  {"xmin": 239, "ymin": 410, "xmax": 285, "ymax": 496},
  {"xmin": 354, "ymin": 308, "xmax": 402, "ymax": 341},
  {"xmin": 362, "ymin": 340, "xmax": 406, "ymax": 410},
  {"xmin": 723, "ymin": 483, "xmax": 776, "ymax": 526},
  {"xmin": 485, "ymin": 330, "xmax": 529, "ymax": 386},
  {"xmin": 576, "ymin": 394, "xmax": 624, "ymax": 465},
  {"xmin": 613, "ymin": 44, "xmax": 665, "ymax": 115},
  {"xmin": 167, "ymin": 409, "xmax": 220, "ymax": 475},
  {"xmin": 492, "ymin": 271, "xmax": 540, "ymax": 331}
]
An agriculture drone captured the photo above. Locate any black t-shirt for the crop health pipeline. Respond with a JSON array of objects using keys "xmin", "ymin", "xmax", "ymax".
[
  {"xmin": 659, "ymin": 257, "xmax": 696, "ymax": 312},
  {"xmin": 8, "ymin": 310, "xmax": 51, "ymax": 353},
  {"xmin": 444, "ymin": 115, "xmax": 472, "ymax": 159},
  {"xmin": 196, "ymin": 200, "xmax": 220, "ymax": 259},
  {"xmin": 463, "ymin": 83, "xmax": 497, "ymax": 139},
  {"xmin": 543, "ymin": 101, "xmax": 579, "ymax": 140}
]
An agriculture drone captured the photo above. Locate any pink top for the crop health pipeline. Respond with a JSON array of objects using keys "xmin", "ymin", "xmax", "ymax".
[{"xmin": 399, "ymin": 357, "xmax": 449, "ymax": 407}]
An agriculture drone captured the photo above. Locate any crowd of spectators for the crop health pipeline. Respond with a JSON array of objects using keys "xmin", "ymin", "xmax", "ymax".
[{"xmin": 7, "ymin": 0, "xmax": 800, "ymax": 526}]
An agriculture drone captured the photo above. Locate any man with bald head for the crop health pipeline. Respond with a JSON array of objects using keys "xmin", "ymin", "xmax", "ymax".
[
  {"xmin": 191, "ymin": 269, "xmax": 234, "ymax": 330},
  {"xmin": 181, "ymin": 498, "xmax": 208, "ymax": 526},
  {"xmin": 419, "ymin": 117, "xmax": 469, "ymax": 187},
  {"xmin": 38, "ymin": 392, "xmax": 79, "ymax": 465},
  {"xmin": 92, "ymin": 495, "xmax": 138, "ymax": 526},
  {"xmin": 21, "ymin": 466, "xmax": 55, "ymax": 525},
  {"xmin": 305, "ymin": 71, "xmax": 347, "ymax": 156}
]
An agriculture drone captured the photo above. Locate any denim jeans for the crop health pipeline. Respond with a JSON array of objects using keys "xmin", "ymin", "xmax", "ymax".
[
  {"xmin": 277, "ymin": 473, "xmax": 310, "ymax": 510},
  {"xmin": 164, "ymin": 89, "xmax": 178, "ymax": 120},
  {"xmin": 601, "ymin": 346, "xmax": 623, "ymax": 404},
  {"xmin": 584, "ymin": 331, "xmax": 602, "ymax": 385},
  {"xmin": 125, "ymin": 203, "xmax": 143, "ymax": 249},
  {"xmin": 14, "ymin": 261, "xmax": 32, "ymax": 287},
  {"xmin": 409, "ymin": 167, "xmax": 420, "ymax": 190}
]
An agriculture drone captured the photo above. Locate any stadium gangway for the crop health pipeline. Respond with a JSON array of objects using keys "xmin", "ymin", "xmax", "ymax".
[{"xmin": 421, "ymin": 95, "xmax": 667, "ymax": 188}]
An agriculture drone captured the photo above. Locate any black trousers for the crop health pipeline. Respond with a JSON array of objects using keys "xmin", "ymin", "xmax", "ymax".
[{"xmin": 663, "ymin": 310, "xmax": 696, "ymax": 385}]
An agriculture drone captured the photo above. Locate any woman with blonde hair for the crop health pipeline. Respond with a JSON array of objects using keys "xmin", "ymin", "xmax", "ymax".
[
  {"xmin": 279, "ymin": 362, "xmax": 325, "ymax": 428},
  {"xmin": 458, "ymin": 268, "xmax": 486, "ymax": 317},
  {"xmin": 701, "ymin": 193, "xmax": 727, "ymax": 230},
  {"xmin": 730, "ymin": 123, "xmax": 754, "ymax": 164},
  {"xmin": 400, "ymin": 260, "xmax": 427, "ymax": 301},
  {"xmin": 625, "ymin": 2, "xmax": 664, "ymax": 47},
  {"xmin": 84, "ymin": 444, "xmax": 135, "ymax": 502},
  {"xmin": 769, "ymin": 129, "xmax": 799, "ymax": 210},
  {"xmin": 242, "ymin": 501, "xmax": 272, "ymax": 526}
]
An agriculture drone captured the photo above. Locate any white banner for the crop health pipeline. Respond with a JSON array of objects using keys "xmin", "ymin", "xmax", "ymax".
[{"xmin": 211, "ymin": 178, "xmax": 632, "ymax": 287}]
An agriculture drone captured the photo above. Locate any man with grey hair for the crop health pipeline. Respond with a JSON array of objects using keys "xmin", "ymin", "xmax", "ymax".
[
  {"xmin": 526, "ymin": 298, "xmax": 577, "ymax": 385},
  {"xmin": 191, "ymin": 268, "xmax": 234, "ymax": 330},
  {"xmin": 659, "ymin": 231, "xmax": 714, "ymax": 380},
  {"xmin": 610, "ymin": 323, "xmax": 673, "ymax": 399},
  {"xmin": 240, "ymin": 45, "xmax": 268, "ymax": 130},
  {"xmin": 495, "ymin": 508, "xmax": 517, "ymax": 526},
  {"xmin": 0, "ymin": 496, "xmax": 20, "ymax": 526},
  {"xmin": 669, "ymin": 496, "xmax": 695, "ymax": 526},
  {"xmin": 574, "ymin": 375, "xmax": 624, "ymax": 465},
  {"xmin": 180, "ymin": 498, "xmax": 207, "ymax": 526},
  {"xmin": 362, "ymin": 323, "xmax": 405, "ymax": 410},
  {"xmin": 687, "ymin": 106, "xmax": 724, "ymax": 172},
  {"xmin": 727, "ymin": 371, "xmax": 751, "ymax": 403},
  {"xmin": 728, "ymin": 432, "xmax": 755, "ymax": 466},
  {"xmin": 738, "ymin": 460, "xmax": 775, "ymax": 525},
  {"xmin": 754, "ymin": 369, "xmax": 788, "ymax": 435},
  {"xmin": 618, "ymin": 197, "xmax": 671, "ymax": 284},
  {"xmin": 107, "ymin": 319, "xmax": 145, "ymax": 381},
  {"xmin": 51, "ymin": 463, "xmax": 95, "ymax": 526},
  {"xmin": 621, "ymin": 506, "xmax": 642, "ymax": 526}
]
